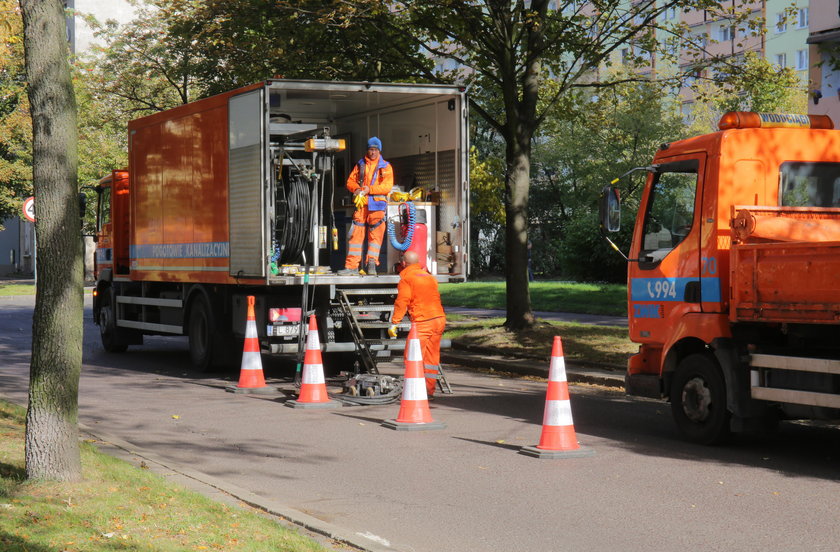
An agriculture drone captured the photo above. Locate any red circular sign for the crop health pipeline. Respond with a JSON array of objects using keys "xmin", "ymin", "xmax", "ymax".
[{"xmin": 22, "ymin": 196, "xmax": 35, "ymax": 222}]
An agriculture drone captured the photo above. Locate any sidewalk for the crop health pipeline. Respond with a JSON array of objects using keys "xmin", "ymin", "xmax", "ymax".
[
  {"xmin": 443, "ymin": 306, "xmax": 627, "ymax": 389},
  {"xmin": 446, "ymin": 306, "xmax": 627, "ymax": 327}
]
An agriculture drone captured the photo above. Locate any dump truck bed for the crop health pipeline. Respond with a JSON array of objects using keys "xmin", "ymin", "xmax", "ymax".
[{"xmin": 730, "ymin": 206, "xmax": 840, "ymax": 324}]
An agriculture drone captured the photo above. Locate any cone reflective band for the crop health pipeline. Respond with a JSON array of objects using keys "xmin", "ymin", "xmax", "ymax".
[
  {"xmin": 227, "ymin": 295, "xmax": 274, "ymax": 394},
  {"xmin": 520, "ymin": 336, "xmax": 593, "ymax": 458},
  {"xmin": 383, "ymin": 323, "xmax": 445, "ymax": 430},
  {"xmin": 286, "ymin": 314, "xmax": 339, "ymax": 409},
  {"xmin": 401, "ymin": 376, "xmax": 427, "ymax": 401},
  {"xmin": 301, "ymin": 326, "xmax": 325, "ymax": 386}
]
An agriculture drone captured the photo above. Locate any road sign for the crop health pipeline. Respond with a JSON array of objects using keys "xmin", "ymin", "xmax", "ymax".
[{"xmin": 22, "ymin": 196, "xmax": 35, "ymax": 223}]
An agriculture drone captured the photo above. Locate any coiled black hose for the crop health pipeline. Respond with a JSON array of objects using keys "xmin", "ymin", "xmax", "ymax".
[{"xmin": 275, "ymin": 173, "xmax": 311, "ymax": 264}]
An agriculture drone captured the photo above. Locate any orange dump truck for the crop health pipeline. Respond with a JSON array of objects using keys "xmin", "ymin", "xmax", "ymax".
[
  {"xmin": 93, "ymin": 80, "xmax": 469, "ymax": 378},
  {"xmin": 600, "ymin": 111, "xmax": 840, "ymax": 443}
]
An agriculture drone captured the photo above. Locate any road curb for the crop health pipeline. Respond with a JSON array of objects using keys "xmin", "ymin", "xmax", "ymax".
[{"xmin": 441, "ymin": 350, "xmax": 625, "ymax": 389}]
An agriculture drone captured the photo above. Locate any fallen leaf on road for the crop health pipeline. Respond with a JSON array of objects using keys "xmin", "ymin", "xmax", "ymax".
[{"xmin": 171, "ymin": 415, "xmax": 180, "ymax": 420}]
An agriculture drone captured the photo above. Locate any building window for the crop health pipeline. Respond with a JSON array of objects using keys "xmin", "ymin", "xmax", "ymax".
[
  {"xmin": 718, "ymin": 25, "xmax": 734, "ymax": 41},
  {"xmin": 797, "ymin": 8, "xmax": 808, "ymax": 29},
  {"xmin": 775, "ymin": 13, "xmax": 786, "ymax": 33},
  {"xmin": 621, "ymin": 48, "xmax": 630, "ymax": 64},
  {"xmin": 796, "ymin": 49, "xmax": 808, "ymax": 71},
  {"xmin": 775, "ymin": 53, "xmax": 786, "ymax": 68}
]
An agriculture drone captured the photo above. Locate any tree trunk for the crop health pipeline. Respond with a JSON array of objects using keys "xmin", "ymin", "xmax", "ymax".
[
  {"xmin": 503, "ymin": 129, "xmax": 535, "ymax": 330},
  {"xmin": 21, "ymin": 0, "xmax": 83, "ymax": 481}
]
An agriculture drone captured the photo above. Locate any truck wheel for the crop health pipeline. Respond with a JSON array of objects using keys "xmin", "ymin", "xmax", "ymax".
[
  {"xmin": 99, "ymin": 293, "xmax": 128, "ymax": 353},
  {"xmin": 188, "ymin": 295, "xmax": 214, "ymax": 371},
  {"xmin": 670, "ymin": 353, "xmax": 730, "ymax": 445}
]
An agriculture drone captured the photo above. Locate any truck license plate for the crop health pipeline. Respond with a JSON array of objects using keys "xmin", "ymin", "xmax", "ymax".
[{"xmin": 267, "ymin": 324, "xmax": 300, "ymax": 337}]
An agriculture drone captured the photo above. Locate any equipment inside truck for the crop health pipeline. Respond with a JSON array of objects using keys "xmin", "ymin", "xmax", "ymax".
[{"xmin": 227, "ymin": 81, "xmax": 466, "ymax": 281}]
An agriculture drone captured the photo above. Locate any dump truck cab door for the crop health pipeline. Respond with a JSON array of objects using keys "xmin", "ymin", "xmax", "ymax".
[{"xmin": 628, "ymin": 154, "xmax": 706, "ymax": 345}]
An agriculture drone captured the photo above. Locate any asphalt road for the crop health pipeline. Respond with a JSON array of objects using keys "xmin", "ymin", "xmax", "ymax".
[{"xmin": 2, "ymin": 294, "xmax": 840, "ymax": 551}]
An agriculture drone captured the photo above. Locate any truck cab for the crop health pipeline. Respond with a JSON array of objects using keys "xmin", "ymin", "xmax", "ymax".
[{"xmin": 602, "ymin": 111, "xmax": 840, "ymax": 443}]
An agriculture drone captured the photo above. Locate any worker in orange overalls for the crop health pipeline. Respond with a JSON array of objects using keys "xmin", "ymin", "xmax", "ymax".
[
  {"xmin": 388, "ymin": 250, "xmax": 447, "ymax": 397},
  {"xmin": 338, "ymin": 137, "xmax": 394, "ymax": 276}
]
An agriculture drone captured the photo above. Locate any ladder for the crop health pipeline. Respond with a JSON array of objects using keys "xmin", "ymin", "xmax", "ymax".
[
  {"xmin": 333, "ymin": 286, "xmax": 453, "ymax": 394},
  {"xmin": 336, "ymin": 289, "xmax": 386, "ymax": 374},
  {"xmin": 436, "ymin": 365, "xmax": 453, "ymax": 395}
]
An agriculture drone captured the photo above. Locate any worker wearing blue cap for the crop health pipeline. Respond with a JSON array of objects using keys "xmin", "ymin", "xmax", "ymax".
[{"xmin": 339, "ymin": 137, "xmax": 394, "ymax": 276}]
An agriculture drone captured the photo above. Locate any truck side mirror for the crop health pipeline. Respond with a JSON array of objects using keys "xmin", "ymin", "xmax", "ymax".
[{"xmin": 599, "ymin": 185, "xmax": 621, "ymax": 233}]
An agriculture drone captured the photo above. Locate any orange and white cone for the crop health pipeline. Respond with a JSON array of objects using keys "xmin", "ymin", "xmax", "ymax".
[
  {"xmin": 227, "ymin": 295, "xmax": 275, "ymax": 394},
  {"xmin": 286, "ymin": 315, "xmax": 339, "ymax": 409},
  {"xmin": 520, "ymin": 336, "xmax": 593, "ymax": 458},
  {"xmin": 383, "ymin": 323, "xmax": 445, "ymax": 430}
]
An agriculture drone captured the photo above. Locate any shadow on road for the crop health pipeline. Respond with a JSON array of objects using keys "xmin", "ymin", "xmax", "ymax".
[{"xmin": 440, "ymin": 378, "xmax": 840, "ymax": 482}]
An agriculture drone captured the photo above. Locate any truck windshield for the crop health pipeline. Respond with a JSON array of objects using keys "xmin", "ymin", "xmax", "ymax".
[
  {"xmin": 779, "ymin": 162, "xmax": 840, "ymax": 207},
  {"xmin": 640, "ymin": 160, "xmax": 699, "ymax": 265}
]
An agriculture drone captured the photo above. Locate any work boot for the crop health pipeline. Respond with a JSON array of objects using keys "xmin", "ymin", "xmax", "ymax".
[
  {"xmin": 337, "ymin": 267, "xmax": 359, "ymax": 276},
  {"xmin": 366, "ymin": 261, "xmax": 377, "ymax": 276}
]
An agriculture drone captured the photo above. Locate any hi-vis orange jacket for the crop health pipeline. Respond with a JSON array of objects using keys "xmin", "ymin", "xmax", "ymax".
[
  {"xmin": 391, "ymin": 263, "xmax": 446, "ymax": 324},
  {"xmin": 346, "ymin": 153, "xmax": 394, "ymax": 211}
]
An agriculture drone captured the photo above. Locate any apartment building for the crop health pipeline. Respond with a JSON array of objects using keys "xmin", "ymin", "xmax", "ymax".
[
  {"xmin": 66, "ymin": 0, "xmax": 139, "ymax": 53},
  {"xmin": 806, "ymin": 3, "xmax": 840, "ymax": 122},
  {"xmin": 765, "ymin": 0, "xmax": 810, "ymax": 82},
  {"xmin": 611, "ymin": 1, "xmax": 811, "ymax": 119}
]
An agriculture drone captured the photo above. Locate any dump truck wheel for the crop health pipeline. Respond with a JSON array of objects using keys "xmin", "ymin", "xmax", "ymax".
[
  {"xmin": 670, "ymin": 353, "xmax": 730, "ymax": 445},
  {"xmin": 99, "ymin": 293, "xmax": 128, "ymax": 353},
  {"xmin": 188, "ymin": 295, "xmax": 214, "ymax": 371}
]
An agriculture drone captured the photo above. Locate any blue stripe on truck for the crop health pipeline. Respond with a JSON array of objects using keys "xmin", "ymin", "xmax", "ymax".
[
  {"xmin": 130, "ymin": 242, "xmax": 230, "ymax": 259},
  {"xmin": 631, "ymin": 277, "xmax": 721, "ymax": 302}
]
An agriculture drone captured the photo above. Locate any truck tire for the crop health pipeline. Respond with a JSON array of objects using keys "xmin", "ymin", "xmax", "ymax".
[
  {"xmin": 670, "ymin": 353, "xmax": 730, "ymax": 445},
  {"xmin": 188, "ymin": 295, "xmax": 215, "ymax": 371},
  {"xmin": 99, "ymin": 293, "xmax": 128, "ymax": 353}
]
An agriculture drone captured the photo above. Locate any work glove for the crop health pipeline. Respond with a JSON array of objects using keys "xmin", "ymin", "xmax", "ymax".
[
  {"xmin": 353, "ymin": 190, "xmax": 367, "ymax": 210},
  {"xmin": 387, "ymin": 324, "xmax": 398, "ymax": 339}
]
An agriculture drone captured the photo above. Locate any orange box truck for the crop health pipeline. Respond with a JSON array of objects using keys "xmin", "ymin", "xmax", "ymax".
[
  {"xmin": 601, "ymin": 111, "xmax": 840, "ymax": 443},
  {"xmin": 93, "ymin": 79, "xmax": 469, "ymax": 375}
]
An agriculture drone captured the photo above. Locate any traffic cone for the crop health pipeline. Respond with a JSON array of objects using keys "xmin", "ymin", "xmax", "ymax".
[
  {"xmin": 286, "ymin": 315, "xmax": 340, "ymax": 409},
  {"xmin": 227, "ymin": 295, "xmax": 276, "ymax": 394},
  {"xmin": 383, "ymin": 323, "xmax": 445, "ymax": 431},
  {"xmin": 520, "ymin": 336, "xmax": 594, "ymax": 458}
]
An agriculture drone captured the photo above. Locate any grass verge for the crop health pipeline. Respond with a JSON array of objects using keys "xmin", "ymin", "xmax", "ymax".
[
  {"xmin": 0, "ymin": 284, "xmax": 35, "ymax": 296},
  {"xmin": 0, "ymin": 400, "xmax": 328, "ymax": 552},
  {"xmin": 439, "ymin": 281, "xmax": 626, "ymax": 316},
  {"xmin": 445, "ymin": 317, "xmax": 635, "ymax": 368}
]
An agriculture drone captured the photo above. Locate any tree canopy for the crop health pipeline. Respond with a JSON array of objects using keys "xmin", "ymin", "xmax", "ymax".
[{"xmin": 0, "ymin": 0, "xmax": 30, "ymax": 225}]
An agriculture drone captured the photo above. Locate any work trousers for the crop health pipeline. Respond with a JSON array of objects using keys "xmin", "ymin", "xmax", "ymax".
[
  {"xmin": 345, "ymin": 208, "xmax": 386, "ymax": 269},
  {"xmin": 416, "ymin": 316, "xmax": 446, "ymax": 396}
]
